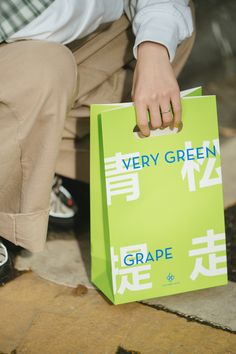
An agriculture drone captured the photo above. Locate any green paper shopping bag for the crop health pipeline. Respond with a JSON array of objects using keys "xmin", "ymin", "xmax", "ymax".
[{"xmin": 90, "ymin": 87, "xmax": 228, "ymax": 305}]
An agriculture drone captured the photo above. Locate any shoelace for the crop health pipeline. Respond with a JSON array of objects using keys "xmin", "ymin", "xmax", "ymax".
[
  {"xmin": 50, "ymin": 175, "xmax": 75, "ymax": 218},
  {"xmin": 50, "ymin": 177, "xmax": 75, "ymax": 217},
  {"xmin": 50, "ymin": 188, "xmax": 65, "ymax": 214},
  {"xmin": 52, "ymin": 175, "xmax": 63, "ymax": 194},
  {"xmin": 0, "ymin": 242, "xmax": 8, "ymax": 267}
]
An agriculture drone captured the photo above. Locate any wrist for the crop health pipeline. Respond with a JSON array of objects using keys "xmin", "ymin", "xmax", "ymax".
[{"xmin": 137, "ymin": 41, "xmax": 169, "ymax": 60}]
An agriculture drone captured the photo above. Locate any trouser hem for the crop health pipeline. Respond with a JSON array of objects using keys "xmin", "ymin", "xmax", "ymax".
[{"xmin": 0, "ymin": 208, "xmax": 50, "ymax": 252}]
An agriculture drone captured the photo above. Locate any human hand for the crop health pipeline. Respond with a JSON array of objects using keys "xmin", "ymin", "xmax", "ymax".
[{"xmin": 132, "ymin": 41, "xmax": 181, "ymax": 137}]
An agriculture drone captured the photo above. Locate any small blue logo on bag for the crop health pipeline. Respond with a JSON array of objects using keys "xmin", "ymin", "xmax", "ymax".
[{"xmin": 166, "ymin": 273, "xmax": 175, "ymax": 282}]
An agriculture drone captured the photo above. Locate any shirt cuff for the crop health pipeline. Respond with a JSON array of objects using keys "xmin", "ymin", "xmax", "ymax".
[{"xmin": 133, "ymin": 14, "xmax": 182, "ymax": 62}]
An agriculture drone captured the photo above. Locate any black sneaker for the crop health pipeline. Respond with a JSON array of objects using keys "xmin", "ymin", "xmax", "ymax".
[
  {"xmin": 0, "ymin": 241, "xmax": 14, "ymax": 285},
  {"xmin": 49, "ymin": 175, "xmax": 78, "ymax": 227}
]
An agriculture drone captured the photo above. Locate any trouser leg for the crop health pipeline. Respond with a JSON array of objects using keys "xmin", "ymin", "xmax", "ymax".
[
  {"xmin": 55, "ymin": 15, "xmax": 135, "ymax": 181},
  {"xmin": 172, "ymin": 0, "xmax": 196, "ymax": 77},
  {"xmin": 0, "ymin": 40, "xmax": 77, "ymax": 252}
]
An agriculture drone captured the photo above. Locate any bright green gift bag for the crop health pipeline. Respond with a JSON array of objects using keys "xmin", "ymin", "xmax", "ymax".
[{"xmin": 90, "ymin": 87, "xmax": 228, "ymax": 305}]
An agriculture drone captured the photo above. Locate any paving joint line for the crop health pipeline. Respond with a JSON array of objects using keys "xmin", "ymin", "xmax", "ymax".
[{"xmin": 139, "ymin": 301, "xmax": 236, "ymax": 334}]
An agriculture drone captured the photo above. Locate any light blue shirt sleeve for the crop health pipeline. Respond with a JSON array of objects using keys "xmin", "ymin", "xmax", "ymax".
[{"xmin": 124, "ymin": 0, "xmax": 194, "ymax": 61}]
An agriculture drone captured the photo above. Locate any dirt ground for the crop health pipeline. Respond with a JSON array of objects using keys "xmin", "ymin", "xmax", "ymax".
[{"xmin": 1, "ymin": 272, "xmax": 236, "ymax": 354}]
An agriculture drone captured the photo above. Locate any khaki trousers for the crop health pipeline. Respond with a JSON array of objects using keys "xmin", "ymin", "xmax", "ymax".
[{"xmin": 0, "ymin": 11, "xmax": 195, "ymax": 252}]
